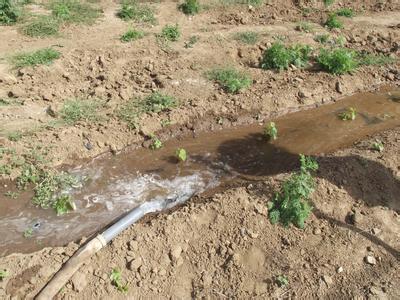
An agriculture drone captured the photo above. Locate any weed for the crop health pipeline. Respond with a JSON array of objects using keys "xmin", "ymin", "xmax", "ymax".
[
  {"xmin": 120, "ymin": 28, "xmax": 144, "ymax": 42},
  {"xmin": 23, "ymin": 227, "xmax": 33, "ymax": 238},
  {"xmin": 17, "ymin": 164, "xmax": 41, "ymax": 189},
  {"xmin": 323, "ymin": 0, "xmax": 334, "ymax": 6},
  {"xmin": 110, "ymin": 268, "xmax": 128, "ymax": 293},
  {"xmin": 7, "ymin": 131, "xmax": 23, "ymax": 142},
  {"xmin": 21, "ymin": 15, "xmax": 60, "ymax": 37},
  {"xmin": 264, "ymin": 122, "xmax": 278, "ymax": 140},
  {"xmin": 0, "ymin": 164, "xmax": 12, "ymax": 175},
  {"xmin": 60, "ymin": 99, "xmax": 101, "ymax": 124},
  {"xmin": 325, "ymin": 14, "xmax": 343, "ymax": 30},
  {"xmin": 276, "ymin": 275, "xmax": 289, "ymax": 287},
  {"xmin": 0, "ymin": 0, "xmax": 19, "ymax": 24},
  {"xmin": 335, "ymin": 35, "xmax": 346, "ymax": 47},
  {"xmin": 117, "ymin": 101, "xmax": 141, "ymax": 130},
  {"xmin": 11, "ymin": 48, "xmax": 60, "ymax": 68},
  {"xmin": 179, "ymin": 0, "xmax": 200, "ymax": 15},
  {"xmin": 184, "ymin": 35, "xmax": 199, "ymax": 48},
  {"xmin": 357, "ymin": 52, "xmax": 396, "ymax": 66},
  {"xmin": 143, "ymin": 92, "xmax": 177, "ymax": 113},
  {"xmin": 268, "ymin": 154, "xmax": 318, "ymax": 228},
  {"xmin": 4, "ymin": 191, "xmax": 19, "ymax": 199},
  {"xmin": 176, "ymin": 148, "xmax": 187, "ymax": 162},
  {"xmin": 207, "ymin": 67, "xmax": 252, "ymax": 93},
  {"xmin": 219, "ymin": 0, "xmax": 263, "ymax": 6},
  {"xmin": 260, "ymin": 43, "xmax": 312, "ymax": 71},
  {"xmin": 117, "ymin": 0, "xmax": 155, "ymax": 24},
  {"xmin": 338, "ymin": 107, "xmax": 356, "ymax": 121},
  {"xmin": 317, "ymin": 48, "xmax": 357, "ymax": 74},
  {"xmin": 149, "ymin": 135, "xmax": 163, "ymax": 150},
  {"xmin": 372, "ymin": 140, "xmax": 384, "ymax": 152},
  {"xmin": 314, "ymin": 34, "xmax": 330, "ymax": 44},
  {"xmin": 233, "ymin": 31, "xmax": 259, "ymax": 45},
  {"xmin": 335, "ymin": 7, "xmax": 354, "ymax": 17},
  {"xmin": 296, "ymin": 21, "xmax": 313, "ymax": 33},
  {"xmin": 50, "ymin": 0, "xmax": 101, "ymax": 24},
  {"xmin": 52, "ymin": 194, "xmax": 75, "ymax": 215},
  {"xmin": 160, "ymin": 24, "xmax": 180, "ymax": 42},
  {"xmin": 0, "ymin": 269, "xmax": 8, "ymax": 280}
]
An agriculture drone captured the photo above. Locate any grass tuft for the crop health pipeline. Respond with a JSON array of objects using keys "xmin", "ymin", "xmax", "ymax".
[
  {"xmin": 117, "ymin": 0, "xmax": 156, "ymax": 24},
  {"xmin": 60, "ymin": 99, "xmax": 101, "ymax": 124},
  {"xmin": 179, "ymin": 0, "xmax": 200, "ymax": 15},
  {"xmin": 50, "ymin": 0, "xmax": 101, "ymax": 24},
  {"xmin": 317, "ymin": 48, "xmax": 357, "ymax": 74},
  {"xmin": 11, "ymin": 47, "xmax": 61, "ymax": 68},
  {"xmin": 207, "ymin": 67, "xmax": 252, "ymax": 93},
  {"xmin": 0, "ymin": 0, "xmax": 19, "ymax": 25},
  {"xmin": 21, "ymin": 15, "xmax": 60, "ymax": 37},
  {"xmin": 357, "ymin": 52, "xmax": 396, "ymax": 66},
  {"xmin": 325, "ymin": 14, "xmax": 343, "ymax": 30},
  {"xmin": 335, "ymin": 7, "xmax": 354, "ymax": 17},
  {"xmin": 260, "ymin": 43, "xmax": 312, "ymax": 71},
  {"xmin": 233, "ymin": 31, "xmax": 259, "ymax": 45},
  {"xmin": 160, "ymin": 24, "xmax": 180, "ymax": 42},
  {"xmin": 120, "ymin": 28, "xmax": 144, "ymax": 42}
]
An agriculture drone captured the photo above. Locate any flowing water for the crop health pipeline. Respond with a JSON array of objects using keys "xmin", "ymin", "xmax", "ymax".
[{"xmin": 0, "ymin": 88, "xmax": 399, "ymax": 255}]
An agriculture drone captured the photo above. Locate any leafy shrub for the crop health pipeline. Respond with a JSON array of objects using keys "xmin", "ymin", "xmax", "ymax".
[
  {"xmin": 120, "ymin": 28, "xmax": 144, "ymax": 42},
  {"xmin": 60, "ymin": 99, "xmax": 101, "ymax": 124},
  {"xmin": 317, "ymin": 48, "xmax": 357, "ymax": 74},
  {"xmin": 207, "ymin": 67, "xmax": 252, "ymax": 93},
  {"xmin": 260, "ymin": 43, "xmax": 312, "ymax": 71},
  {"xmin": 21, "ymin": 15, "xmax": 60, "ymax": 37},
  {"xmin": 179, "ymin": 0, "xmax": 200, "ymax": 15},
  {"xmin": 325, "ymin": 14, "xmax": 343, "ymax": 30},
  {"xmin": 160, "ymin": 24, "xmax": 180, "ymax": 41},
  {"xmin": 268, "ymin": 155, "xmax": 318, "ymax": 228},
  {"xmin": 143, "ymin": 92, "xmax": 177, "ymax": 112},
  {"xmin": 11, "ymin": 48, "xmax": 61, "ymax": 68},
  {"xmin": 233, "ymin": 31, "xmax": 259, "ymax": 45},
  {"xmin": 117, "ymin": 0, "xmax": 155, "ymax": 24},
  {"xmin": 0, "ymin": 0, "xmax": 19, "ymax": 24},
  {"xmin": 335, "ymin": 7, "xmax": 354, "ymax": 17}
]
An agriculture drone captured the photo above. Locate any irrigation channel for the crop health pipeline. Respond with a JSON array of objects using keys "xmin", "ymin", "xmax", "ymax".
[{"xmin": 1, "ymin": 88, "xmax": 399, "ymax": 256}]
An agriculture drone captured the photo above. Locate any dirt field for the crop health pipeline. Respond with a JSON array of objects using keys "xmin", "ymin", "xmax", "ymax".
[{"xmin": 0, "ymin": 0, "xmax": 399, "ymax": 299}]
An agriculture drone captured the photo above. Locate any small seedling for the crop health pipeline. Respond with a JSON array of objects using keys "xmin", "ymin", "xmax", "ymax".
[
  {"xmin": 335, "ymin": 8, "xmax": 354, "ymax": 18},
  {"xmin": 207, "ymin": 67, "xmax": 252, "ymax": 93},
  {"xmin": 264, "ymin": 122, "xmax": 278, "ymax": 140},
  {"xmin": 372, "ymin": 140, "xmax": 384, "ymax": 152},
  {"xmin": 233, "ymin": 31, "xmax": 259, "ymax": 45},
  {"xmin": 120, "ymin": 28, "xmax": 144, "ymax": 42},
  {"xmin": 4, "ymin": 191, "xmax": 18, "ymax": 199},
  {"xmin": 338, "ymin": 107, "xmax": 356, "ymax": 121},
  {"xmin": 176, "ymin": 148, "xmax": 187, "ymax": 162},
  {"xmin": 260, "ymin": 43, "xmax": 312, "ymax": 71},
  {"xmin": 52, "ymin": 194, "xmax": 76, "ymax": 216},
  {"xmin": 160, "ymin": 24, "xmax": 180, "ymax": 42},
  {"xmin": 0, "ymin": 269, "xmax": 8, "ymax": 280},
  {"xmin": 317, "ymin": 48, "xmax": 357, "ymax": 74},
  {"xmin": 11, "ymin": 48, "xmax": 61, "ymax": 68},
  {"xmin": 144, "ymin": 92, "xmax": 177, "ymax": 113},
  {"xmin": 110, "ymin": 268, "xmax": 128, "ymax": 293},
  {"xmin": 179, "ymin": 0, "xmax": 200, "ymax": 15},
  {"xmin": 149, "ymin": 135, "xmax": 163, "ymax": 150},
  {"xmin": 23, "ymin": 228, "xmax": 33, "ymax": 238},
  {"xmin": 276, "ymin": 275, "xmax": 289, "ymax": 287},
  {"xmin": 325, "ymin": 14, "xmax": 343, "ymax": 30},
  {"xmin": 184, "ymin": 35, "xmax": 199, "ymax": 48}
]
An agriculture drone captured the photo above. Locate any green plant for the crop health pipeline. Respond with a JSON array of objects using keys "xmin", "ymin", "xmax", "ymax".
[
  {"xmin": 372, "ymin": 140, "xmax": 384, "ymax": 152},
  {"xmin": 338, "ymin": 107, "xmax": 356, "ymax": 121},
  {"xmin": 4, "ymin": 191, "xmax": 18, "ymax": 199},
  {"xmin": 11, "ymin": 48, "xmax": 61, "ymax": 68},
  {"xmin": 260, "ymin": 43, "xmax": 312, "ymax": 71},
  {"xmin": 296, "ymin": 21, "xmax": 313, "ymax": 33},
  {"xmin": 264, "ymin": 122, "xmax": 277, "ymax": 140},
  {"xmin": 52, "ymin": 194, "xmax": 75, "ymax": 215},
  {"xmin": 176, "ymin": 148, "xmax": 187, "ymax": 162},
  {"xmin": 110, "ymin": 268, "xmax": 128, "ymax": 292},
  {"xmin": 0, "ymin": 0, "xmax": 19, "ymax": 24},
  {"xmin": 143, "ymin": 92, "xmax": 177, "ymax": 113},
  {"xmin": 50, "ymin": 0, "xmax": 101, "ymax": 24},
  {"xmin": 276, "ymin": 275, "xmax": 289, "ymax": 287},
  {"xmin": 60, "ymin": 99, "xmax": 101, "ymax": 124},
  {"xmin": 117, "ymin": 0, "xmax": 155, "ymax": 24},
  {"xmin": 325, "ymin": 14, "xmax": 343, "ymax": 30},
  {"xmin": 17, "ymin": 164, "xmax": 41, "ymax": 189},
  {"xmin": 8, "ymin": 131, "xmax": 23, "ymax": 141},
  {"xmin": 149, "ymin": 135, "xmax": 163, "ymax": 150},
  {"xmin": 207, "ymin": 67, "xmax": 252, "ymax": 93},
  {"xmin": 21, "ymin": 15, "xmax": 60, "ymax": 37},
  {"xmin": 268, "ymin": 155, "xmax": 318, "ymax": 228},
  {"xmin": 160, "ymin": 24, "xmax": 180, "ymax": 42},
  {"xmin": 323, "ymin": 0, "xmax": 334, "ymax": 6},
  {"xmin": 233, "ymin": 31, "xmax": 259, "ymax": 45},
  {"xmin": 184, "ymin": 35, "xmax": 199, "ymax": 48},
  {"xmin": 179, "ymin": 0, "xmax": 200, "ymax": 15},
  {"xmin": 357, "ymin": 52, "xmax": 396, "ymax": 66},
  {"xmin": 23, "ymin": 227, "xmax": 33, "ymax": 238},
  {"xmin": 117, "ymin": 101, "xmax": 141, "ymax": 130},
  {"xmin": 335, "ymin": 8, "xmax": 354, "ymax": 17},
  {"xmin": 0, "ymin": 269, "xmax": 8, "ymax": 280},
  {"xmin": 120, "ymin": 28, "xmax": 144, "ymax": 42},
  {"xmin": 317, "ymin": 48, "xmax": 357, "ymax": 74}
]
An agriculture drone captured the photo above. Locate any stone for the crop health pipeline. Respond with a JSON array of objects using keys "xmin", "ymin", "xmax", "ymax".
[
  {"xmin": 313, "ymin": 228, "xmax": 322, "ymax": 235},
  {"xmin": 371, "ymin": 228, "xmax": 381, "ymax": 235},
  {"xmin": 336, "ymin": 81, "xmax": 343, "ymax": 93},
  {"xmin": 322, "ymin": 275, "xmax": 333, "ymax": 286},
  {"xmin": 170, "ymin": 246, "xmax": 182, "ymax": 261},
  {"xmin": 128, "ymin": 257, "xmax": 143, "ymax": 271},
  {"xmin": 128, "ymin": 240, "xmax": 139, "ymax": 251},
  {"xmin": 336, "ymin": 266, "xmax": 344, "ymax": 273},
  {"xmin": 364, "ymin": 255, "xmax": 376, "ymax": 265},
  {"xmin": 71, "ymin": 272, "xmax": 88, "ymax": 292}
]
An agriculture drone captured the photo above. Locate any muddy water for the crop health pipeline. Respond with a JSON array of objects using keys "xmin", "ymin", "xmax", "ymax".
[{"xmin": 1, "ymin": 88, "xmax": 399, "ymax": 255}]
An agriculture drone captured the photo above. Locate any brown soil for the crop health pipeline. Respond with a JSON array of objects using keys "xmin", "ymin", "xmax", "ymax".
[{"xmin": 0, "ymin": 0, "xmax": 399, "ymax": 299}]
